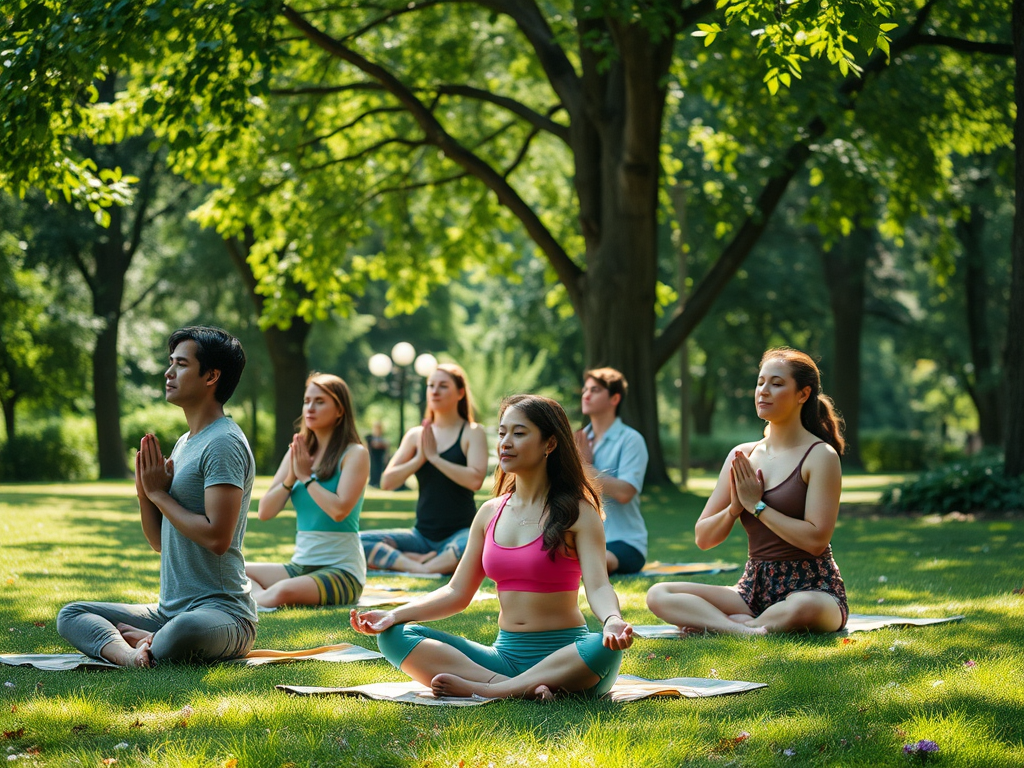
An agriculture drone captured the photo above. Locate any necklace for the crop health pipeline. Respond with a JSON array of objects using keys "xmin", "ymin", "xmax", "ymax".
[
  {"xmin": 763, "ymin": 443, "xmax": 802, "ymax": 461},
  {"xmin": 508, "ymin": 495, "xmax": 546, "ymax": 526}
]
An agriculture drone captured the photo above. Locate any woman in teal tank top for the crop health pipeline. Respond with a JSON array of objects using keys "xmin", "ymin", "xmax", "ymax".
[{"xmin": 246, "ymin": 373, "xmax": 370, "ymax": 608}]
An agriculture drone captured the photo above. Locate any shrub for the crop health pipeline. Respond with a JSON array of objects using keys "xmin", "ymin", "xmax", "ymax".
[
  {"xmin": 0, "ymin": 416, "xmax": 97, "ymax": 481},
  {"xmin": 859, "ymin": 430, "xmax": 929, "ymax": 473},
  {"xmin": 121, "ymin": 404, "xmax": 188, "ymax": 461},
  {"xmin": 881, "ymin": 454, "xmax": 1024, "ymax": 514}
]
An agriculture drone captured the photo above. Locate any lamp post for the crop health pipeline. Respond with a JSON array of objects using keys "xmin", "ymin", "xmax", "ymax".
[{"xmin": 369, "ymin": 343, "xmax": 439, "ymax": 443}]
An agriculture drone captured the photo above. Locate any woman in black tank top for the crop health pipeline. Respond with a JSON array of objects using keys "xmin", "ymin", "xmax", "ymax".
[
  {"xmin": 360, "ymin": 364, "xmax": 488, "ymax": 574},
  {"xmin": 647, "ymin": 348, "xmax": 849, "ymax": 634}
]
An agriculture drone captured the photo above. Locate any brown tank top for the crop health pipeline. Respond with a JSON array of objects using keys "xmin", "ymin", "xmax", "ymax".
[{"xmin": 741, "ymin": 441, "xmax": 831, "ymax": 561}]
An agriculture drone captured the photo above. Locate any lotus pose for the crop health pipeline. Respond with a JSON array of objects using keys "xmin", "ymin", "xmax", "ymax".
[
  {"xmin": 246, "ymin": 373, "xmax": 369, "ymax": 609},
  {"xmin": 57, "ymin": 327, "xmax": 256, "ymax": 667},
  {"xmin": 361, "ymin": 364, "xmax": 487, "ymax": 574},
  {"xmin": 351, "ymin": 395, "xmax": 633, "ymax": 699},
  {"xmin": 647, "ymin": 348, "xmax": 849, "ymax": 634}
]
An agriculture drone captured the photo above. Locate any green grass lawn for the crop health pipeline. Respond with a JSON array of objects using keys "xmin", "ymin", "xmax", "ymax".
[{"xmin": 0, "ymin": 478, "xmax": 1021, "ymax": 767}]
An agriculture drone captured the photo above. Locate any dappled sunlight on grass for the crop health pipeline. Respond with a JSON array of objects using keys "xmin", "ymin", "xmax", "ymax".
[{"xmin": 1, "ymin": 480, "xmax": 1021, "ymax": 767}]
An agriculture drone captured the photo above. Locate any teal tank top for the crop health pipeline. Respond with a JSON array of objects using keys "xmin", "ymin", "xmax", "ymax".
[{"xmin": 291, "ymin": 454, "xmax": 363, "ymax": 534}]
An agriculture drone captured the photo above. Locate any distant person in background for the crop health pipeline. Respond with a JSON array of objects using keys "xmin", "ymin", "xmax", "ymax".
[
  {"xmin": 574, "ymin": 368, "xmax": 649, "ymax": 574},
  {"xmin": 57, "ymin": 326, "xmax": 256, "ymax": 667},
  {"xmin": 366, "ymin": 421, "xmax": 390, "ymax": 488},
  {"xmin": 647, "ymin": 347, "xmax": 848, "ymax": 634},
  {"xmin": 361, "ymin": 364, "xmax": 488, "ymax": 574},
  {"xmin": 246, "ymin": 373, "xmax": 369, "ymax": 609}
]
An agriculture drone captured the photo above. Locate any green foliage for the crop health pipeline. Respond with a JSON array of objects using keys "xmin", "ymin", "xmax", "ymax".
[
  {"xmin": 881, "ymin": 454, "xmax": 1024, "ymax": 514},
  {"xmin": 120, "ymin": 404, "xmax": 188, "ymax": 463},
  {"xmin": 0, "ymin": 416, "xmax": 96, "ymax": 481},
  {"xmin": 859, "ymin": 429, "xmax": 931, "ymax": 473}
]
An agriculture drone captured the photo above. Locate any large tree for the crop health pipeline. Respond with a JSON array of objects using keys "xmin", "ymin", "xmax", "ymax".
[{"xmin": 1, "ymin": 0, "xmax": 1014, "ymax": 480}]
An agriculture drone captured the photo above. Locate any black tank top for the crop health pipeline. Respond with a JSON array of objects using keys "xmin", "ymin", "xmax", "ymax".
[{"xmin": 414, "ymin": 422, "xmax": 477, "ymax": 541}]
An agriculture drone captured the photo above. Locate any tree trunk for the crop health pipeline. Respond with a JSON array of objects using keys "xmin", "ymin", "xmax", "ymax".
[
  {"xmin": 224, "ymin": 235, "xmax": 311, "ymax": 461},
  {"xmin": 1008, "ymin": 0, "xmax": 1024, "ymax": 476},
  {"xmin": 1, "ymin": 395, "xmax": 15, "ymax": 443},
  {"xmin": 91, "ymin": 207, "xmax": 128, "ymax": 479},
  {"xmin": 820, "ymin": 227, "xmax": 871, "ymax": 469},
  {"xmin": 957, "ymin": 200, "xmax": 1005, "ymax": 447}
]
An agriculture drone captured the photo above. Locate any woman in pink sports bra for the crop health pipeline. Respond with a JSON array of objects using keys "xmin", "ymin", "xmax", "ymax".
[
  {"xmin": 351, "ymin": 395, "xmax": 634, "ymax": 700},
  {"xmin": 647, "ymin": 347, "xmax": 849, "ymax": 634}
]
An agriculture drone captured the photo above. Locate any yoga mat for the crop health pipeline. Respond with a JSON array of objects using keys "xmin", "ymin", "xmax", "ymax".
[
  {"xmin": 631, "ymin": 613, "xmax": 965, "ymax": 639},
  {"xmin": 841, "ymin": 613, "xmax": 965, "ymax": 634},
  {"xmin": 276, "ymin": 674, "xmax": 765, "ymax": 705},
  {"xmin": 365, "ymin": 570, "xmax": 447, "ymax": 579},
  {"xmin": 637, "ymin": 562, "xmax": 739, "ymax": 577},
  {"xmin": 0, "ymin": 643, "xmax": 383, "ymax": 671}
]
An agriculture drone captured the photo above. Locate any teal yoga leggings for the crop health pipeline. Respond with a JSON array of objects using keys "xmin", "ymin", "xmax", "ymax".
[{"xmin": 377, "ymin": 624, "xmax": 622, "ymax": 697}]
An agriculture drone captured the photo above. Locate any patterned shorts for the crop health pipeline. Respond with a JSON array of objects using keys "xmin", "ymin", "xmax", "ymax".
[
  {"xmin": 282, "ymin": 563, "xmax": 364, "ymax": 606},
  {"xmin": 735, "ymin": 555, "xmax": 849, "ymax": 629}
]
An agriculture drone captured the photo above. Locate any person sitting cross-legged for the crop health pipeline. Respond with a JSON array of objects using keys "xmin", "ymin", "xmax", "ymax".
[
  {"xmin": 56, "ymin": 326, "xmax": 257, "ymax": 667},
  {"xmin": 351, "ymin": 395, "xmax": 633, "ymax": 700}
]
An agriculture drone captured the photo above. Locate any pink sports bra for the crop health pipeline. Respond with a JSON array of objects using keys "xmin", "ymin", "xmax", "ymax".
[{"xmin": 481, "ymin": 494, "xmax": 582, "ymax": 593}]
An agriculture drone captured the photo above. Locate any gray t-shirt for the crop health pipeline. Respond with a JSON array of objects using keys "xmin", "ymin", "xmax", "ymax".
[{"xmin": 160, "ymin": 416, "xmax": 257, "ymax": 623}]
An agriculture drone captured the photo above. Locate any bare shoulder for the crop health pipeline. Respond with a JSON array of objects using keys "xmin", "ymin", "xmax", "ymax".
[
  {"xmin": 572, "ymin": 499, "xmax": 603, "ymax": 530},
  {"xmin": 473, "ymin": 496, "xmax": 503, "ymax": 527},
  {"xmin": 804, "ymin": 441, "xmax": 841, "ymax": 473},
  {"xmin": 725, "ymin": 441, "xmax": 760, "ymax": 465},
  {"xmin": 464, "ymin": 422, "xmax": 488, "ymax": 440}
]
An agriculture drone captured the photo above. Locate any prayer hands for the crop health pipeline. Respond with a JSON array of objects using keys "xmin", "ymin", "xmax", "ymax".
[
  {"xmin": 574, "ymin": 429, "xmax": 593, "ymax": 464},
  {"xmin": 602, "ymin": 617, "xmax": 634, "ymax": 651},
  {"xmin": 290, "ymin": 433, "xmax": 314, "ymax": 482},
  {"xmin": 731, "ymin": 450, "xmax": 764, "ymax": 513},
  {"xmin": 137, "ymin": 434, "xmax": 173, "ymax": 499},
  {"xmin": 350, "ymin": 608, "xmax": 395, "ymax": 635},
  {"xmin": 420, "ymin": 419, "xmax": 439, "ymax": 464}
]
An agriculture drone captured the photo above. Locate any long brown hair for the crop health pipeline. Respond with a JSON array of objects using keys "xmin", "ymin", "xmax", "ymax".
[
  {"xmin": 424, "ymin": 363, "xmax": 476, "ymax": 423},
  {"xmin": 492, "ymin": 395, "xmax": 603, "ymax": 558},
  {"xmin": 760, "ymin": 348, "xmax": 846, "ymax": 455},
  {"xmin": 295, "ymin": 373, "xmax": 362, "ymax": 480}
]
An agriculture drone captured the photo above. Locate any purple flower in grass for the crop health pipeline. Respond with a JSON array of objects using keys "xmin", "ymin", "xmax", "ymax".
[{"xmin": 903, "ymin": 740, "xmax": 940, "ymax": 763}]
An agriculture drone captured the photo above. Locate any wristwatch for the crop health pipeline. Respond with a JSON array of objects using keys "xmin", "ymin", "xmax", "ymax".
[
  {"xmin": 752, "ymin": 500, "xmax": 767, "ymax": 518},
  {"xmin": 304, "ymin": 473, "xmax": 319, "ymax": 488}
]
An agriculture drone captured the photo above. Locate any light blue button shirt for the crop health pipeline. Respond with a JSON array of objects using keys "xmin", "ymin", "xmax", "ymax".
[{"xmin": 585, "ymin": 417, "xmax": 649, "ymax": 557}]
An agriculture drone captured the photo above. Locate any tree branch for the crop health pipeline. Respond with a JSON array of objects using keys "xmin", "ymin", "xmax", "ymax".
[
  {"xmin": 653, "ymin": 0, "xmax": 951, "ymax": 371},
  {"xmin": 281, "ymin": 3, "xmax": 584, "ymax": 307},
  {"xmin": 300, "ymin": 135, "xmax": 428, "ymax": 173},
  {"xmin": 435, "ymin": 84, "xmax": 569, "ymax": 143},
  {"xmin": 296, "ymin": 106, "xmax": 406, "ymax": 149},
  {"xmin": 269, "ymin": 81, "xmax": 384, "ymax": 96},
  {"xmin": 914, "ymin": 34, "xmax": 1013, "ymax": 57}
]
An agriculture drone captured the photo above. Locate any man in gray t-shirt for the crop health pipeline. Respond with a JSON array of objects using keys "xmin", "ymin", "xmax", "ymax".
[{"xmin": 57, "ymin": 326, "xmax": 257, "ymax": 667}]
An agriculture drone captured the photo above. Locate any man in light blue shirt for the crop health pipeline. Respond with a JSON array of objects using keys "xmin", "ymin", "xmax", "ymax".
[{"xmin": 575, "ymin": 368, "xmax": 649, "ymax": 574}]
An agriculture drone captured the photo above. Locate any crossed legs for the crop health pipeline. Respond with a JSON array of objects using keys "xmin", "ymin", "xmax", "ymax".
[
  {"xmin": 378, "ymin": 625, "xmax": 608, "ymax": 700},
  {"xmin": 246, "ymin": 563, "xmax": 321, "ymax": 608},
  {"xmin": 646, "ymin": 581, "xmax": 843, "ymax": 634}
]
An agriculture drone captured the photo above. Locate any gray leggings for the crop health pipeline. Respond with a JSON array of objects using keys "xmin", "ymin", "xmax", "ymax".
[{"xmin": 56, "ymin": 601, "xmax": 256, "ymax": 664}]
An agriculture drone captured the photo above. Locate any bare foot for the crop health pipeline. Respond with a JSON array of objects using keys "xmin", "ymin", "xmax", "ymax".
[
  {"xmin": 530, "ymin": 684, "xmax": 555, "ymax": 701},
  {"xmin": 431, "ymin": 673, "xmax": 486, "ymax": 698},
  {"xmin": 116, "ymin": 623, "xmax": 154, "ymax": 648},
  {"xmin": 102, "ymin": 639, "xmax": 153, "ymax": 668},
  {"xmin": 404, "ymin": 552, "xmax": 437, "ymax": 564}
]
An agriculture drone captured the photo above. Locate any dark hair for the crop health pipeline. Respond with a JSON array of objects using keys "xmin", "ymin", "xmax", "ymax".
[
  {"xmin": 583, "ymin": 367, "xmax": 627, "ymax": 416},
  {"xmin": 296, "ymin": 373, "xmax": 362, "ymax": 481},
  {"xmin": 167, "ymin": 326, "xmax": 246, "ymax": 404},
  {"xmin": 759, "ymin": 348, "xmax": 846, "ymax": 455},
  {"xmin": 492, "ymin": 395, "xmax": 603, "ymax": 558},
  {"xmin": 425, "ymin": 363, "xmax": 476, "ymax": 423}
]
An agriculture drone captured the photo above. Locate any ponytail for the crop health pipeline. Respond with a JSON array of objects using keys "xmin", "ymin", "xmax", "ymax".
[
  {"xmin": 761, "ymin": 348, "xmax": 846, "ymax": 456},
  {"xmin": 805, "ymin": 393, "xmax": 845, "ymax": 456}
]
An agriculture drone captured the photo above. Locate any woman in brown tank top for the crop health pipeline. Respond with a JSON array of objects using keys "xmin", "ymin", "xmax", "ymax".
[{"xmin": 647, "ymin": 348, "xmax": 850, "ymax": 634}]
